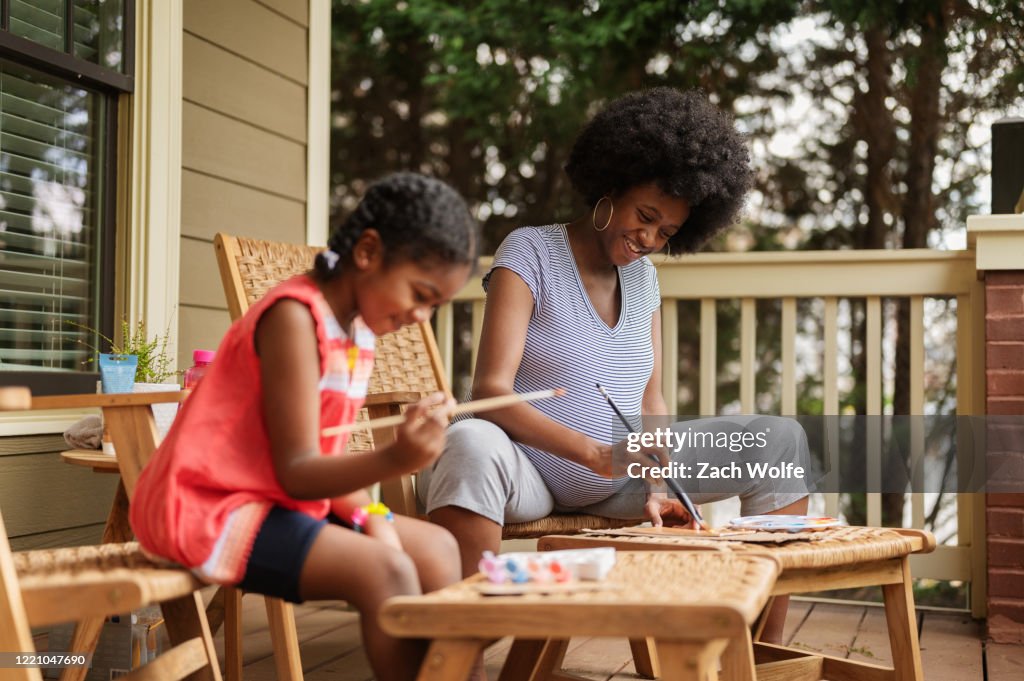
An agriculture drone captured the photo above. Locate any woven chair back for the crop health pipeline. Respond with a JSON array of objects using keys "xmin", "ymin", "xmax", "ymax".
[
  {"xmin": 229, "ymin": 238, "xmax": 322, "ymax": 311},
  {"xmin": 213, "ymin": 233, "xmax": 630, "ymax": 536}
]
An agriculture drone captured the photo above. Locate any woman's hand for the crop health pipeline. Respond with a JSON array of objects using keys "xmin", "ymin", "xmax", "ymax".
[
  {"xmin": 644, "ymin": 492, "xmax": 697, "ymax": 528},
  {"xmin": 363, "ymin": 514, "xmax": 403, "ymax": 551},
  {"xmin": 389, "ymin": 392, "xmax": 455, "ymax": 473},
  {"xmin": 575, "ymin": 438, "xmax": 671, "ymax": 479}
]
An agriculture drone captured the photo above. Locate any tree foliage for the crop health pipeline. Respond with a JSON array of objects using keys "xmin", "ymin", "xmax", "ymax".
[
  {"xmin": 331, "ymin": 0, "xmax": 1024, "ymax": 529},
  {"xmin": 332, "ymin": 0, "xmax": 798, "ymax": 251},
  {"xmin": 332, "ymin": 0, "xmax": 1022, "ymax": 248}
]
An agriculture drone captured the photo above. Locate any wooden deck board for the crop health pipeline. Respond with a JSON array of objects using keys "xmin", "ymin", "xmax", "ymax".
[
  {"xmin": 294, "ymin": 637, "xmax": 372, "ymax": 681},
  {"xmin": 918, "ymin": 610, "xmax": 984, "ymax": 681},
  {"xmin": 561, "ymin": 637, "xmax": 635, "ymax": 680},
  {"xmin": 213, "ymin": 601, "xmax": 355, "ymax": 666},
  {"xmin": 786, "ymin": 602, "xmax": 866, "ymax": 658},
  {"xmin": 244, "ymin": 610, "xmax": 361, "ymax": 679},
  {"xmin": 986, "ymin": 642, "xmax": 1024, "ymax": 680},
  {"xmin": 847, "ymin": 606, "xmax": 894, "ymax": 666},
  {"xmin": 230, "ymin": 600, "xmax": 995, "ymax": 680},
  {"xmin": 782, "ymin": 599, "xmax": 814, "ymax": 646}
]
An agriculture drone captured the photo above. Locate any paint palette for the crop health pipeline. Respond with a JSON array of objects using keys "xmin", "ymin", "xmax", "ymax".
[{"xmin": 727, "ymin": 515, "xmax": 843, "ymax": 532}]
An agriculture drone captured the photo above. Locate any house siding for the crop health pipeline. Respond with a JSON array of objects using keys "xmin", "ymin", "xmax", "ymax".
[
  {"xmin": 178, "ymin": 0, "xmax": 310, "ymax": 369},
  {"xmin": 0, "ymin": 436, "xmax": 117, "ymax": 549},
  {"xmin": 1, "ymin": 1, "xmax": 312, "ymax": 550}
]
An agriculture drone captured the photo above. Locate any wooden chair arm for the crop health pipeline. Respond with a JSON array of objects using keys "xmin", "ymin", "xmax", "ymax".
[
  {"xmin": 36, "ymin": 391, "xmax": 186, "ymax": 410},
  {"xmin": 0, "ymin": 390, "xmax": 187, "ymax": 412},
  {"xmin": 889, "ymin": 527, "xmax": 937, "ymax": 553},
  {"xmin": 363, "ymin": 391, "xmax": 423, "ymax": 408},
  {"xmin": 0, "ymin": 387, "xmax": 31, "ymax": 410}
]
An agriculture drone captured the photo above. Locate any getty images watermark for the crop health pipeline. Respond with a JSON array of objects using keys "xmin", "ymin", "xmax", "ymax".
[
  {"xmin": 624, "ymin": 424, "xmax": 806, "ymax": 482},
  {"xmin": 610, "ymin": 415, "xmax": 1024, "ymax": 493}
]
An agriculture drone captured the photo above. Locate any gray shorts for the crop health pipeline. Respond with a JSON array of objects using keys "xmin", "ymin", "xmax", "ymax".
[{"xmin": 418, "ymin": 417, "xmax": 810, "ymax": 525}]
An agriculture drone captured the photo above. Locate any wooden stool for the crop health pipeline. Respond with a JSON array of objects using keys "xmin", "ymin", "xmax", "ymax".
[
  {"xmin": 381, "ymin": 551, "xmax": 779, "ymax": 681},
  {"xmin": 540, "ymin": 525, "xmax": 935, "ymax": 681}
]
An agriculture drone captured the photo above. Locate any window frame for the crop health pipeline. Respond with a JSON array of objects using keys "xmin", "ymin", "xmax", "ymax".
[{"xmin": 0, "ymin": 0, "xmax": 135, "ymax": 395}]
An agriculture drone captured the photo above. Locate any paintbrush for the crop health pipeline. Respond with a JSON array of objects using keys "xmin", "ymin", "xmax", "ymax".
[
  {"xmin": 321, "ymin": 388, "xmax": 566, "ymax": 437},
  {"xmin": 595, "ymin": 383, "xmax": 707, "ymax": 530}
]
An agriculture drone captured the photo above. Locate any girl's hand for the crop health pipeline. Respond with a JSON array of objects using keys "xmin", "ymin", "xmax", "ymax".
[
  {"xmin": 363, "ymin": 514, "xmax": 403, "ymax": 551},
  {"xmin": 645, "ymin": 492, "xmax": 697, "ymax": 528},
  {"xmin": 390, "ymin": 392, "xmax": 455, "ymax": 472}
]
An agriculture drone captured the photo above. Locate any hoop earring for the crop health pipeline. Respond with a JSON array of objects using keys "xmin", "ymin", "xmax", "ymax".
[{"xmin": 592, "ymin": 196, "xmax": 613, "ymax": 232}]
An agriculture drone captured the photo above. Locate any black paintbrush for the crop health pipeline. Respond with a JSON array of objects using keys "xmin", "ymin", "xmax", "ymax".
[{"xmin": 596, "ymin": 383, "xmax": 707, "ymax": 530}]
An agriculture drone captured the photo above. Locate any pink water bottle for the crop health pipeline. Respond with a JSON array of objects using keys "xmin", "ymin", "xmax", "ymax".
[{"xmin": 184, "ymin": 350, "xmax": 215, "ymax": 390}]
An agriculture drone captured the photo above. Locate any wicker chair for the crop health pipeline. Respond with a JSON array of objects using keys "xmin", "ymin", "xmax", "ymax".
[
  {"xmin": 0, "ymin": 387, "xmax": 221, "ymax": 681},
  {"xmin": 211, "ymin": 232, "xmax": 636, "ymax": 680},
  {"xmin": 214, "ymin": 231, "xmax": 637, "ymax": 538}
]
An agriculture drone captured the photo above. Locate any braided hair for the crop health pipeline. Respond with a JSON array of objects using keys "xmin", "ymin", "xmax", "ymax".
[{"xmin": 315, "ymin": 173, "xmax": 479, "ymax": 278}]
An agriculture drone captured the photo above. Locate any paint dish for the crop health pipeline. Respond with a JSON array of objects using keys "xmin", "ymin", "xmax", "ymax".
[{"xmin": 727, "ymin": 515, "xmax": 844, "ymax": 532}]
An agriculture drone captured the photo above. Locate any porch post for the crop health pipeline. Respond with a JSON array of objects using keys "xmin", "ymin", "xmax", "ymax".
[{"xmin": 968, "ymin": 119, "xmax": 1024, "ymax": 642}]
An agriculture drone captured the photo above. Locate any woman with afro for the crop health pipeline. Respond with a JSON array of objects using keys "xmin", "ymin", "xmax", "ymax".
[{"xmin": 419, "ymin": 88, "xmax": 810, "ymax": 641}]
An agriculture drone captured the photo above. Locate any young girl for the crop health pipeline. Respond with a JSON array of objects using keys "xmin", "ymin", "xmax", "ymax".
[{"xmin": 130, "ymin": 173, "xmax": 479, "ymax": 681}]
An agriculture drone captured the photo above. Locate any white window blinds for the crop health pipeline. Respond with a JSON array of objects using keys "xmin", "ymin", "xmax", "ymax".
[{"xmin": 0, "ymin": 62, "xmax": 103, "ymax": 374}]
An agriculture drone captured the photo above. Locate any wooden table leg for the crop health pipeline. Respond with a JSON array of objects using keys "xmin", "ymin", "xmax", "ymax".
[
  {"xmin": 160, "ymin": 591, "xmax": 223, "ymax": 681},
  {"xmin": 266, "ymin": 597, "xmax": 303, "ymax": 681},
  {"xmin": 654, "ymin": 639, "xmax": 728, "ymax": 681},
  {"xmin": 418, "ymin": 639, "xmax": 486, "ymax": 681},
  {"xmin": 100, "ymin": 480, "xmax": 132, "ymax": 544},
  {"xmin": 58, "ymin": 617, "xmax": 104, "ymax": 681},
  {"xmin": 630, "ymin": 638, "xmax": 660, "ymax": 679},
  {"xmin": 530, "ymin": 639, "xmax": 570, "ymax": 681},
  {"xmin": 718, "ymin": 626, "xmax": 756, "ymax": 681},
  {"xmin": 752, "ymin": 595, "xmax": 775, "ymax": 642},
  {"xmin": 882, "ymin": 558, "xmax": 924, "ymax": 681},
  {"xmin": 223, "ymin": 587, "xmax": 244, "ymax": 681},
  {"xmin": 498, "ymin": 639, "xmax": 547, "ymax": 681},
  {"xmin": 205, "ymin": 587, "xmax": 227, "ymax": 635}
]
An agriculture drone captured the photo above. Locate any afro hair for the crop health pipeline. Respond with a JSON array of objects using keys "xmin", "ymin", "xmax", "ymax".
[{"xmin": 564, "ymin": 88, "xmax": 753, "ymax": 254}]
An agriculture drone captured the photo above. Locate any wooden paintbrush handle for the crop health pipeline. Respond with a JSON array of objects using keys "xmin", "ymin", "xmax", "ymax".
[{"xmin": 322, "ymin": 388, "xmax": 565, "ymax": 437}]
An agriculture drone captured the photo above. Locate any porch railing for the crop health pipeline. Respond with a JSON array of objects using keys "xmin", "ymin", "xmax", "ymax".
[{"xmin": 434, "ymin": 247, "xmax": 987, "ymax": 616}]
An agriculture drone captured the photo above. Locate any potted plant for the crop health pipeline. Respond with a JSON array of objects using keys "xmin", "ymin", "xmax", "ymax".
[
  {"xmin": 108, "ymin": 320, "xmax": 178, "ymax": 386},
  {"xmin": 97, "ymin": 351, "xmax": 139, "ymax": 394},
  {"xmin": 73, "ymin": 320, "xmax": 181, "ymax": 438}
]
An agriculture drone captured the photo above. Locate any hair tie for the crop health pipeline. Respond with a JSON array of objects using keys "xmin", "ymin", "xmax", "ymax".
[{"xmin": 321, "ymin": 249, "xmax": 340, "ymax": 272}]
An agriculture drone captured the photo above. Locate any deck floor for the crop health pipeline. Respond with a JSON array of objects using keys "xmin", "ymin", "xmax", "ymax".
[{"xmin": 221, "ymin": 593, "xmax": 1024, "ymax": 681}]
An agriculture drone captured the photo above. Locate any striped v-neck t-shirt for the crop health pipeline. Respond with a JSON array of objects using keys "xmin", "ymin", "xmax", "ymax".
[{"xmin": 484, "ymin": 224, "xmax": 661, "ymax": 506}]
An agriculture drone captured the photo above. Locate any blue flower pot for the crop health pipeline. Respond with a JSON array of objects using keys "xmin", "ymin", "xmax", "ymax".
[{"xmin": 98, "ymin": 353, "xmax": 138, "ymax": 393}]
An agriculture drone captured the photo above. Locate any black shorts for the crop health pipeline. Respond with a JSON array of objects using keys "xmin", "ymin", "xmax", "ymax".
[{"xmin": 236, "ymin": 507, "xmax": 347, "ymax": 603}]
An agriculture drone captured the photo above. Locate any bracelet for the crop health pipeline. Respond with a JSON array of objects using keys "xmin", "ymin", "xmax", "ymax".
[{"xmin": 351, "ymin": 502, "xmax": 394, "ymax": 533}]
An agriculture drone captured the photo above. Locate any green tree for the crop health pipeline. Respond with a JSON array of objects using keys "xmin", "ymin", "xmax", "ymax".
[
  {"xmin": 330, "ymin": 0, "xmax": 1024, "ymax": 531},
  {"xmin": 331, "ymin": 0, "xmax": 797, "ymax": 250},
  {"xmin": 752, "ymin": 0, "xmax": 1024, "ymax": 524}
]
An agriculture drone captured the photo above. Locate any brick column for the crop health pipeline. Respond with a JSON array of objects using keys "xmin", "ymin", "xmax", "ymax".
[{"xmin": 970, "ymin": 214, "xmax": 1024, "ymax": 644}]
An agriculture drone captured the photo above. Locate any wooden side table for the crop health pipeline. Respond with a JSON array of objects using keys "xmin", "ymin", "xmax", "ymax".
[
  {"xmin": 540, "ymin": 526, "xmax": 935, "ymax": 681},
  {"xmin": 381, "ymin": 551, "xmax": 780, "ymax": 681},
  {"xmin": 60, "ymin": 449, "xmax": 130, "ymax": 543}
]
